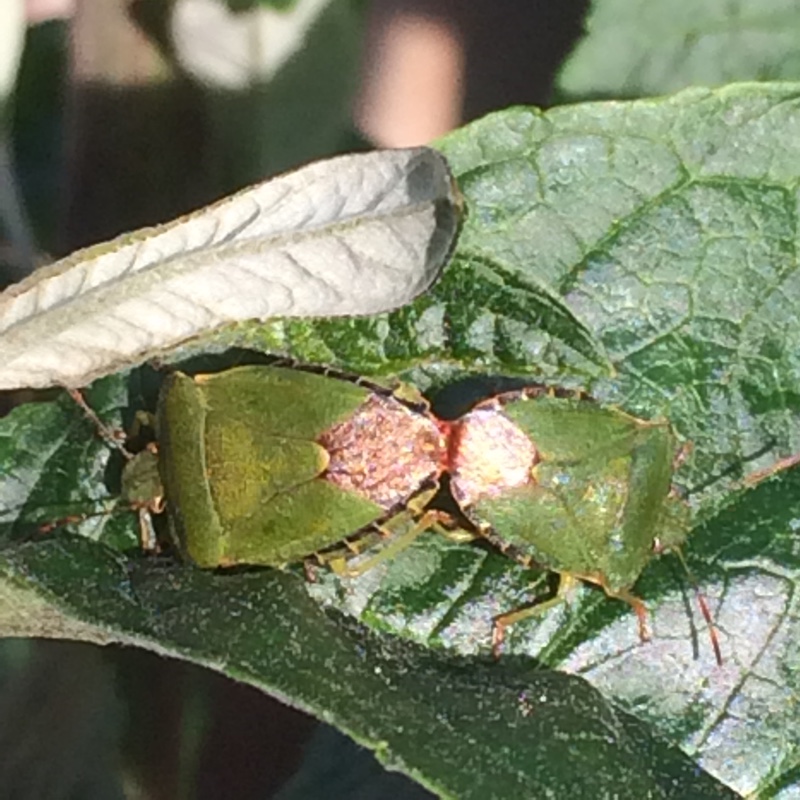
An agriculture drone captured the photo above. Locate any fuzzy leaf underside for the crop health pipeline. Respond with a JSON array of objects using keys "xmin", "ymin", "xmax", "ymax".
[
  {"xmin": 0, "ymin": 147, "xmax": 459, "ymax": 390},
  {"xmin": 558, "ymin": 0, "xmax": 800, "ymax": 99},
  {"xmin": 0, "ymin": 537, "xmax": 736, "ymax": 800}
]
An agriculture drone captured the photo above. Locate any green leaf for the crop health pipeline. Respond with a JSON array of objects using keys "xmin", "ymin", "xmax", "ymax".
[
  {"xmin": 559, "ymin": 0, "xmax": 800, "ymax": 99},
  {"xmin": 0, "ymin": 537, "xmax": 736, "ymax": 799},
  {"xmin": 6, "ymin": 83, "xmax": 800, "ymax": 796}
]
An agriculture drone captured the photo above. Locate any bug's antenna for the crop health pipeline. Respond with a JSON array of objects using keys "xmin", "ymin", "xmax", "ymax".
[
  {"xmin": 67, "ymin": 388, "xmax": 133, "ymax": 460},
  {"xmin": 672, "ymin": 546, "xmax": 723, "ymax": 666},
  {"xmin": 743, "ymin": 452, "xmax": 800, "ymax": 488},
  {"xmin": 38, "ymin": 498, "xmax": 160, "ymax": 553},
  {"xmin": 38, "ymin": 500, "xmax": 119, "ymax": 535}
]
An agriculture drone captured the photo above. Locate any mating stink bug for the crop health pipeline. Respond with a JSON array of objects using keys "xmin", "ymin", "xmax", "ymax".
[
  {"xmin": 446, "ymin": 385, "xmax": 707, "ymax": 657},
  {"xmin": 150, "ymin": 365, "xmax": 448, "ymax": 568},
  {"xmin": 38, "ymin": 368, "xmax": 740, "ymax": 662}
]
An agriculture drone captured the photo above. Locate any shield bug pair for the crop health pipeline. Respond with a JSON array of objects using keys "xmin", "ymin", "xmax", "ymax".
[
  {"xmin": 43, "ymin": 365, "xmax": 731, "ymax": 662},
  {"xmin": 151, "ymin": 371, "xmax": 702, "ymax": 656}
]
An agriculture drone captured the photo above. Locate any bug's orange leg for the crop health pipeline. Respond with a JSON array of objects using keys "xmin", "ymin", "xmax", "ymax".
[{"xmin": 491, "ymin": 572, "xmax": 580, "ymax": 658}]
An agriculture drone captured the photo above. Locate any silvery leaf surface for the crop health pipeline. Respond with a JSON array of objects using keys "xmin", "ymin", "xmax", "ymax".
[{"xmin": 0, "ymin": 146, "xmax": 460, "ymax": 390}]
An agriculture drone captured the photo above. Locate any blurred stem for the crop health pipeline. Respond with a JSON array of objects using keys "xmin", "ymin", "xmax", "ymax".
[{"xmin": 0, "ymin": 131, "xmax": 35, "ymax": 280}]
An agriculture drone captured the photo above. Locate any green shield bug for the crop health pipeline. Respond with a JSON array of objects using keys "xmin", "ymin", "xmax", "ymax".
[
  {"xmin": 445, "ymin": 385, "xmax": 720, "ymax": 660},
  {"xmin": 152, "ymin": 364, "xmax": 448, "ymax": 568}
]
